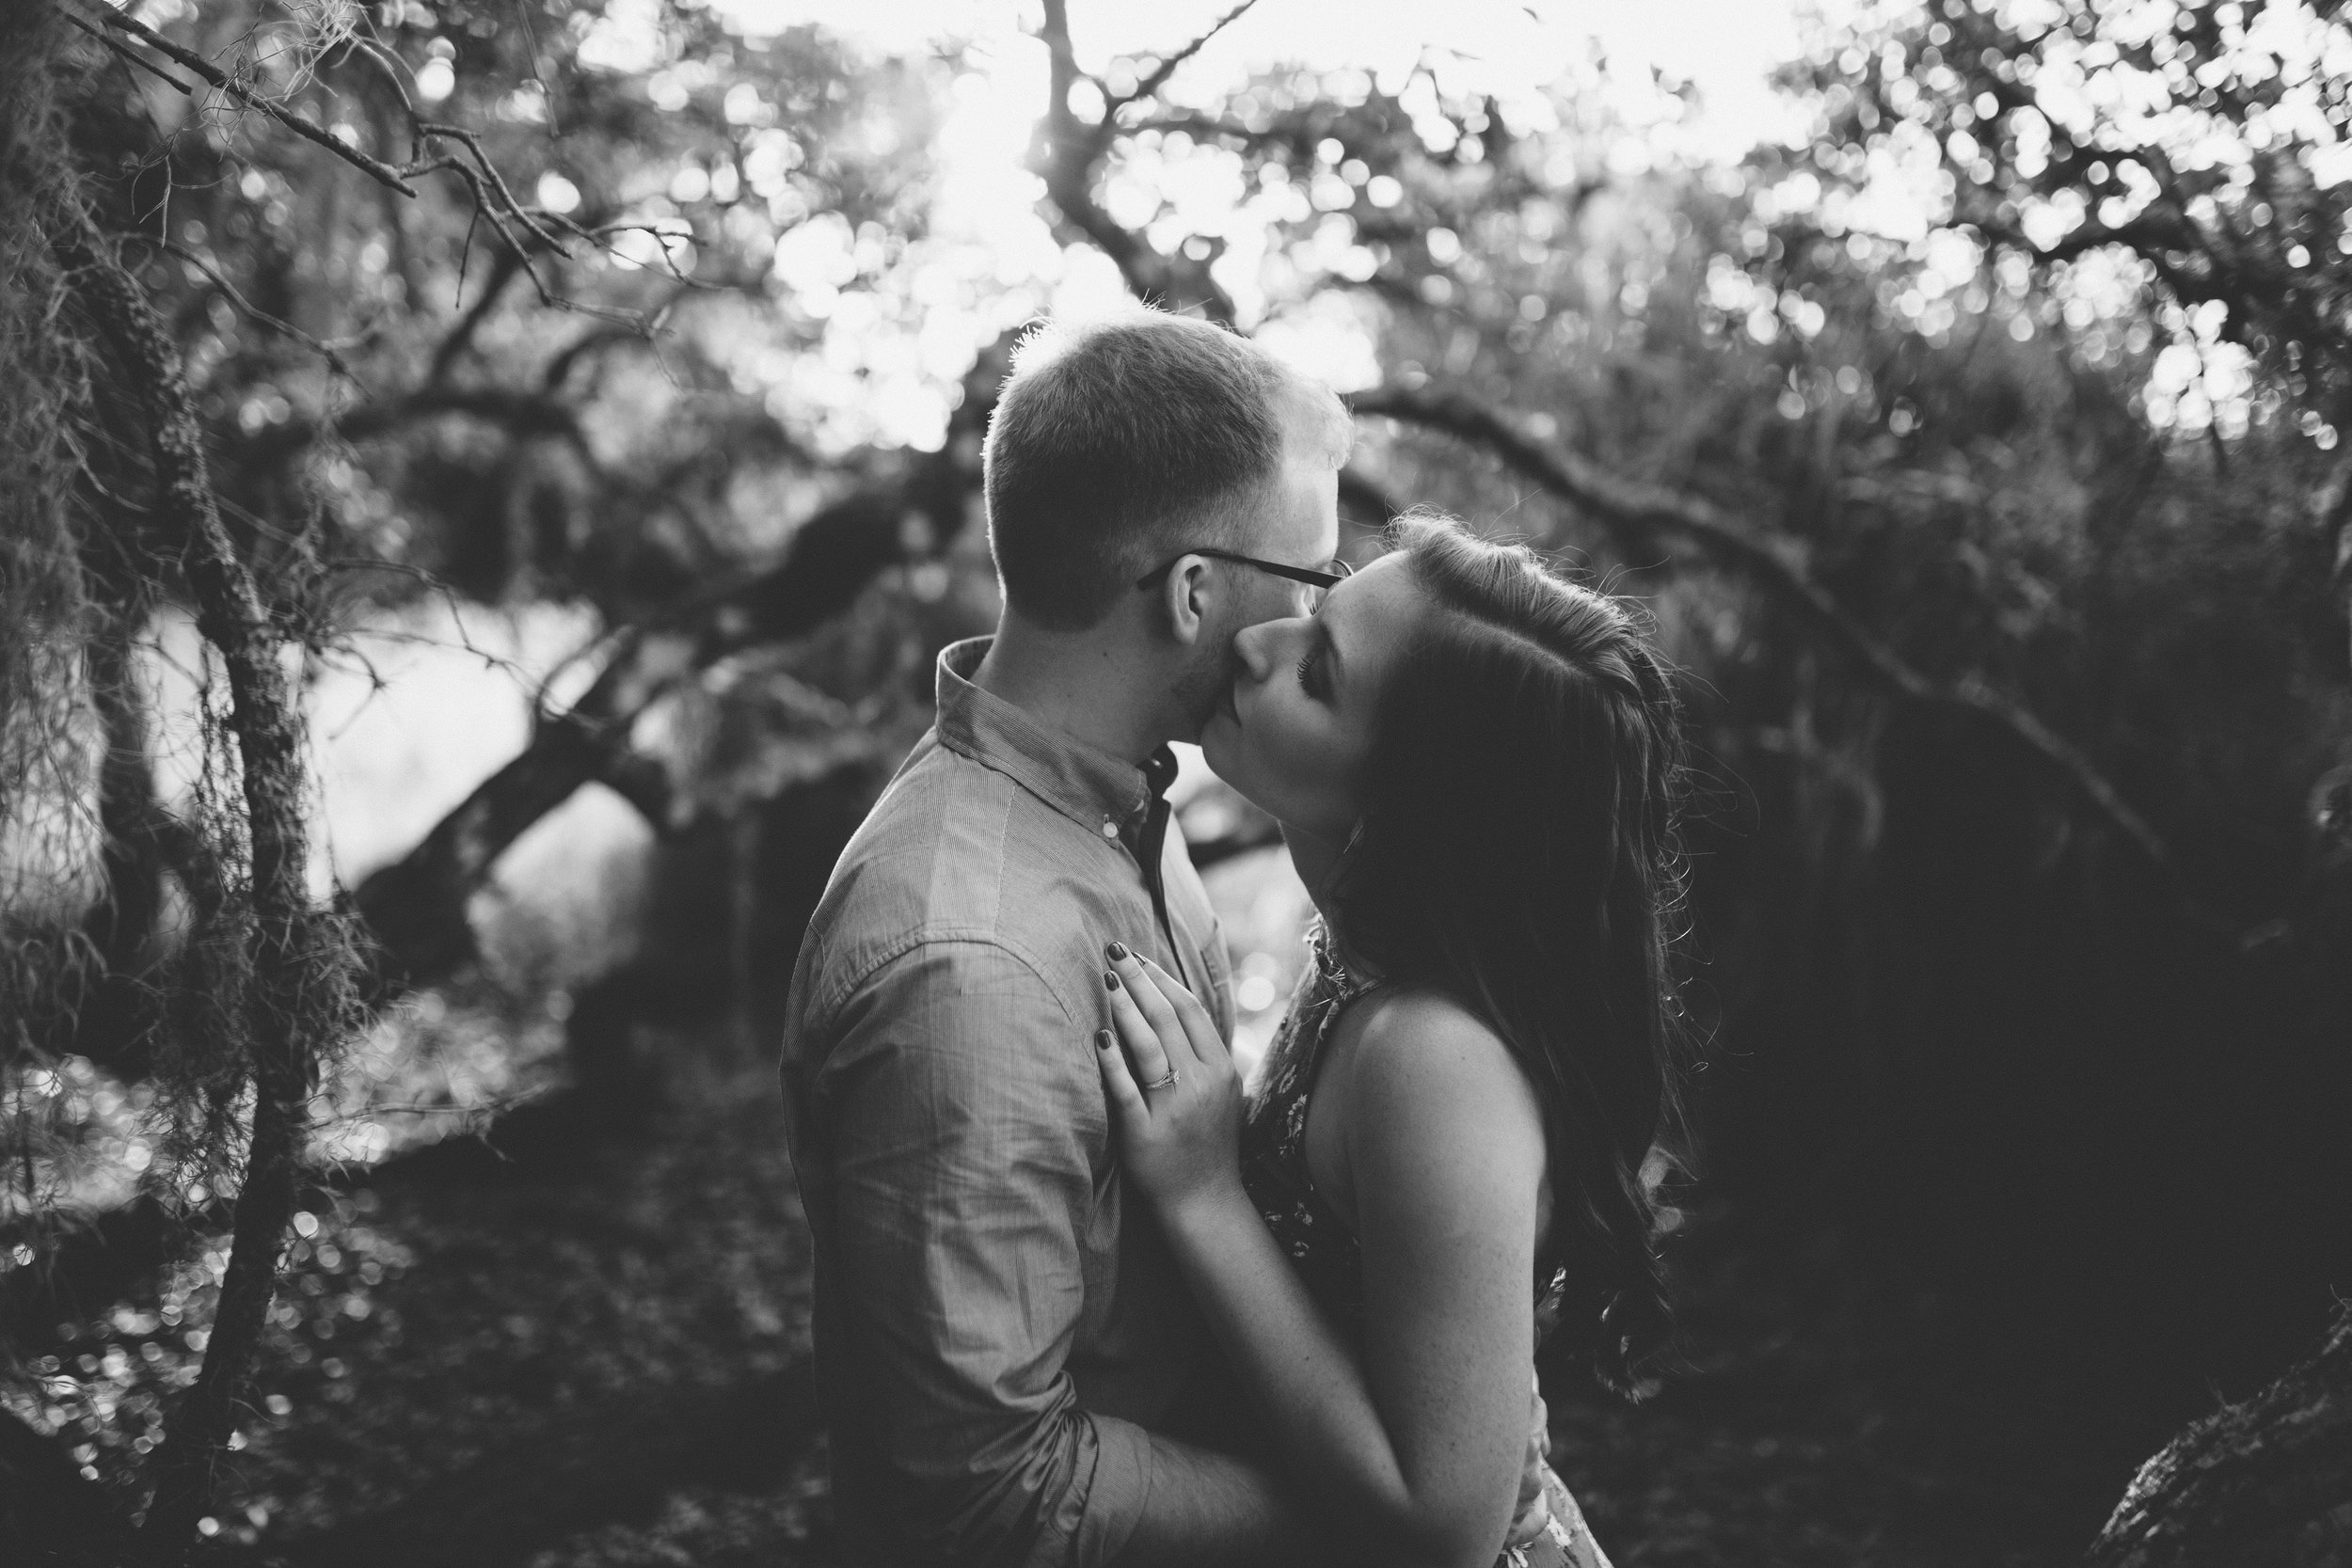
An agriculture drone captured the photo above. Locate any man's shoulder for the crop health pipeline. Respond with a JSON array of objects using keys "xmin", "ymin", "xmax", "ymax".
[
  {"xmin": 830, "ymin": 735, "xmax": 1007, "ymax": 885},
  {"xmin": 791, "ymin": 737, "xmax": 1099, "ymax": 1028}
]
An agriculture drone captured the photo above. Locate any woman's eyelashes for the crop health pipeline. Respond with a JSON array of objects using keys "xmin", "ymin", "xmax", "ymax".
[{"xmin": 1295, "ymin": 640, "xmax": 1322, "ymax": 694}]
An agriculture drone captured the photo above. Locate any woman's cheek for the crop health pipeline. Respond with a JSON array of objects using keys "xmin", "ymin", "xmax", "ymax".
[{"xmin": 1220, "ymin": 707, "xmax": 1269, "ymax": 797}]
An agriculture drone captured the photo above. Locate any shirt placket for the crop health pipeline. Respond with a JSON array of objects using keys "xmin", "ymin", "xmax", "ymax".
[{"xmin": 1106, "ymin": 753, "xmax": 1193, "ymax": 998}]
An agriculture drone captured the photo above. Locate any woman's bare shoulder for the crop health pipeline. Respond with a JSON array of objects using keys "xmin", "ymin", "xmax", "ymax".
[{"xmin": 1327, "ymin": 989, "xmax": 1546, "ymax": 1154}]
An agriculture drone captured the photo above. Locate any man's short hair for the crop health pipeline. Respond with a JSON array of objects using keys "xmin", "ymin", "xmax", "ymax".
[{"xmin": 981, "ymin": 308, "xmax": 1354, "ymax": 632}]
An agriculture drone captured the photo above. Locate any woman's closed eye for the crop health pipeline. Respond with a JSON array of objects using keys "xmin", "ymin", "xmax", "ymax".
[{"xmin": 1295, "ymin": 643, "xmax": 1321, "ymax": 692}]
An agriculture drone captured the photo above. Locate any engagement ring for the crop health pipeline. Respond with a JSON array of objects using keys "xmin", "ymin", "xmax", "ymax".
[{"xmin": 1142, "ymin": 1069, "xmax": 1180, "ymax": 1091}]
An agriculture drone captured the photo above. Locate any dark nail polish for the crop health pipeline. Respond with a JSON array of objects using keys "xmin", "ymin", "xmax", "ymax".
[
  {"xmin": 1096, "ymin": 1029, "xmax": 1113, "ymax": 1049},
  {"xmin": 1104, "ymin": 971, "xmax": 1120, "ymax": 990},
  {"xmin": 1105, "ymin": 942, "xmax": 1129, "ymax": 962}
]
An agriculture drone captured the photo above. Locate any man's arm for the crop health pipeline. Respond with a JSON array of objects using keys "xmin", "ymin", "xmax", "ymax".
[{"xmin": 818, "ymin": 941, "xmax": 1316, "ymax": 1568}]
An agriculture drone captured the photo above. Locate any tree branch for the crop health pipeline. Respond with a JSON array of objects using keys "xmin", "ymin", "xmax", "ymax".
[
  {"xmin": 242, "ymin": 384, "xmax": 598, "ymax": 471},
  {"xmin": 331, "ymin": 35, "xmax": 416, "ymax": 121},
  {"xmin": 1351, "ymin": 383, "xmax": 2229, "ymax": 931},
  {"xmin": 64, "ymin": 0, "xmax": 418, "ymax": 196},
  {"xmin": 1107, "ymin": 0, "xmax": 1260, "ymax": 120},
  {"xmin": 340, "ymin": 305, "xmax": 1018, "ymax": 991},
  {"xmin": 427, "ymin": 244, "xmax": 530, "ymax": 384},
  {"xmin": 2086, "ymin": 1306, "xmax": 2352, "ymax": 1567},
  {"xmin": 1031, "ymin": 0, "xmax": 1238, "ymax": 323},
  {"xmin": 159, "ymin": 240, "xmax": 364, "ymax": 386},
  {"xmin": 62, "ymin": 8, "xmax": 191, "ymax": 94},
  {"xmin": 55, "ymin": 200, "xmax": 360, "ymax": 1568},
  {"xmin": 407, "ymin": 122, "xmax": 569, "ymax": 254},
  {"xmin": 345, "ymin": 327, "xmax": 1019, "ymax": 993},
  {"xmin": 542, "ymin": 321, "xmax": 657, "ymax": 393},
  {"xmin": 1354, "ymin": 385, "xmax": 1933, "ymax": 691}
]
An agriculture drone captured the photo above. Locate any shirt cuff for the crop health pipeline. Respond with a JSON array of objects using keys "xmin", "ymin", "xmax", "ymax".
[{"xmin": 1073, "ymin": 1412, "xmax": 1155, "ymax": 1568}]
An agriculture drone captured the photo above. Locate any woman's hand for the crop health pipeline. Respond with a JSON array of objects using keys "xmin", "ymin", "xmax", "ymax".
[{"xmin": 1094, "ymin": 942, "xmax": 1248, "ymax": 1224}]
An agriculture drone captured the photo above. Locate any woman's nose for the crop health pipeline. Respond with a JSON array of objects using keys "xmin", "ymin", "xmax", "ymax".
[{"xmin": 1233, "ymin": 620, "xmax": 1277, "ymax": 683}]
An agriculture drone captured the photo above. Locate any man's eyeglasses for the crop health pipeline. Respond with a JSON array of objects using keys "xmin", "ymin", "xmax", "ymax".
[{"xmin": 1133, "ymin": 548, "xmax": 1353, "ymax": 614}]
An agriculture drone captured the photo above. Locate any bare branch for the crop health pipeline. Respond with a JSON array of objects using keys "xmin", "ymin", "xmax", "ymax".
[
  {"xmin": 409, "ymin": 122, "xmax": 570, "ymax": 254},
  {"xmin": 1031, "ymin": 0, "xmax": 1237, "ymax": 323},
  {"xmin": 332, "ymin": 35, "xmax": 417, "ymax": 122},
  {"xmin": 573, "ymin": 222, "xmax": 712, "ymax": 290},
  {"xmin": 1109, "ymin": 0, "xmax": 1260, "ymax": 119},
  {"xmin": 63, "ymin": 8, "xmax": 191, "ymax": 94},
  {"xmin": 409, "ymin": 155, "xmax": 632, "ymax": 322},
  {"xmin": 427, "ymin": 245, "xmax": 531, "ymax": 383},
  {"xmin": 64, "ymin": 0, "xmax": 419, "ymax": 196},
  {"xmin": 404, "ymin": 135, "xmax": 679, "ymax": 324},
  {"xmin": 542, "ymin": 317, "xmax": 666, "ymax": 392},
  {"xmin": 159, "ymin": 240, "xmax": 367, "ymax": 388}
]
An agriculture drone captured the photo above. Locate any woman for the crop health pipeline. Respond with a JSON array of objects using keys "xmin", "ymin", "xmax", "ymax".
[{"xmin": 1095, "ymin": 512, "xmax": 1688, "ymax": 1568}]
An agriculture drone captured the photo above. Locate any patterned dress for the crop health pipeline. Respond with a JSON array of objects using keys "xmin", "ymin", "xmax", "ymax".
[{"xmin": 1238, "ymin": 928, "xmax": 1615, "ymax": 1568}]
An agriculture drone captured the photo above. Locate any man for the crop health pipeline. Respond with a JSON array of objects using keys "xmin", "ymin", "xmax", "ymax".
[{"xmin": 778, "ymin": 306, "xmax": 1353, "ymax": 1567}]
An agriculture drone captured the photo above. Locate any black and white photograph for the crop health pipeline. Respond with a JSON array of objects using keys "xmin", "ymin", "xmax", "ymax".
[{"xmin": 3, "ymin": 0, "xmax": 2349, "ymax": 1562}]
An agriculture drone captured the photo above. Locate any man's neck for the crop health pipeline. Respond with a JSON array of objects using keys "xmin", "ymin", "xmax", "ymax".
[{"xmin": 972, "ymin": 615, "xmax": 1178, "ymax": 768}]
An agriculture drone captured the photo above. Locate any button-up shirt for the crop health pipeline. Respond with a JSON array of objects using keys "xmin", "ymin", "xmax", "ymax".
[{"xmin": 779, "ymin": 637, "xmax": 1237, "ymax": 1568}]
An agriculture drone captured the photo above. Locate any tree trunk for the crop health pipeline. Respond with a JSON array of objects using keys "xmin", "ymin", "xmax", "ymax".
[
  {"xmin": 54, "ymin": 203, "xmax": 358, "ymax": 1568},
  {"xmin": 2086, "ymin": 1307, "xmax": 2352, "ymax": 1568}
]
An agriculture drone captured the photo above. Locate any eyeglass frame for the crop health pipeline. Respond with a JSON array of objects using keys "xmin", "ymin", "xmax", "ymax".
[{"xmin": 1132, "ymin": 547, "xmax": 1353, "ymax": 600}]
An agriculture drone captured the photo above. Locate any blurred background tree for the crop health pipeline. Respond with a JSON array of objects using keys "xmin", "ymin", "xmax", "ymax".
[{"xmin": 2, "ymin": 0, "xmax": 2347, "ymax": 1561}]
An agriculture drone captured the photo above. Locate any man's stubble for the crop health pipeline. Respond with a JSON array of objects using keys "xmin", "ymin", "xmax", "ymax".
[{"xmin": 1167, "ymin": 615, "xmax": 1246, "ymax": 746}]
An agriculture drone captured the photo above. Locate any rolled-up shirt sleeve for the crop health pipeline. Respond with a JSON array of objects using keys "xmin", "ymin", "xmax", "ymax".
[{"xmin": 815, "ymin": 939, "xmax": 1153, "ymax": 1568}]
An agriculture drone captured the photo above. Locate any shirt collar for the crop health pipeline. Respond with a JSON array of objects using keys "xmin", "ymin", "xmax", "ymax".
[{"xmin": 933, "ymin": 638, "xmax": 1178, "ymax": 843}]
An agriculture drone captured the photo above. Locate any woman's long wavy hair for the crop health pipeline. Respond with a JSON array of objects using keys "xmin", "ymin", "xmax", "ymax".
[{"xmin": 1326, "ymin": 512, "xmax": 1692, "ymax": 1396}]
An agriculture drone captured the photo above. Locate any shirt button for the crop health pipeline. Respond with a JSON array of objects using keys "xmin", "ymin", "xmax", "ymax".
[{"xmin": 1102, "ymin": 821, "xmax": 1120, "ymax": 839}]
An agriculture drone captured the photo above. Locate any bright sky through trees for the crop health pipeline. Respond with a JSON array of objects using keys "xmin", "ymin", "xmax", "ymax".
[
  {"xmin": 585, "ymin": 0, "xmax": 1859, "ymax": 435},
  {"xmin": 717, "ymin": 0, "xmax": 1835, "ymax": 158}
]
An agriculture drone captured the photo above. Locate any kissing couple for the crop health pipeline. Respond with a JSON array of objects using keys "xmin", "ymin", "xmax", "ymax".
[{"xmin": 779, "ymin": 307, "xmax": 1686, "ymax": 1568}]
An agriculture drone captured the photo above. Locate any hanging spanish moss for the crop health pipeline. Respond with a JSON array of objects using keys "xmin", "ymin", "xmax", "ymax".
[{"xmin": 3, "ymin": 8, "xmax": 366, "ymax": 1560}]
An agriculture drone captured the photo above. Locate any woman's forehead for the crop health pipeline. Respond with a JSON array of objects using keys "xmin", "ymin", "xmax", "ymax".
[{"xmin": 1322, "ymin": 553, "xmax": 1427, "ymax": 684}]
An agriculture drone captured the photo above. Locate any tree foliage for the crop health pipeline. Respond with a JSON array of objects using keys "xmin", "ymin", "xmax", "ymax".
[{"xmin": 1778, "ymin": 0, "xmax": 2352, "ymax": 432}]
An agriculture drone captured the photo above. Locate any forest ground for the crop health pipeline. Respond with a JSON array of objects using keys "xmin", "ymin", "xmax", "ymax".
[{"xmin": 135, "ymin": 1040, "xmax": 2158, "ymax": 1568}]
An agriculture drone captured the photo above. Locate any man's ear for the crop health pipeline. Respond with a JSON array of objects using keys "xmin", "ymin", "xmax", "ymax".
[{"xmin": 1157, "ymin": 555, "xmax": 1216, "ymax": 647}]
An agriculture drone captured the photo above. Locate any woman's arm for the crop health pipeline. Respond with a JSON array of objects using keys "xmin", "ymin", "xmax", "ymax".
[{"xmin": 1097, "ymin": 951, "xmax": 1547, "ymax": 1568}]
